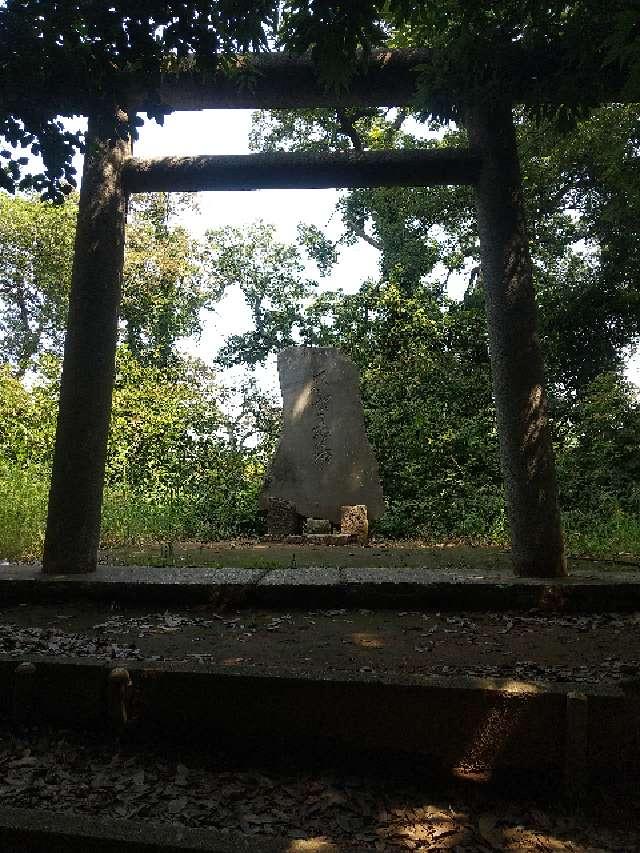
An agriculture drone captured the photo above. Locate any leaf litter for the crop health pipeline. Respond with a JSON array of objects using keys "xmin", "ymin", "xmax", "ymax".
[
  {"xmin": 1, "ymin": 605, "xmax": 639, "ymax": 684},
  {"xmin": 0, "ymin": 723, "xmax": 638, "ymax": 851}
]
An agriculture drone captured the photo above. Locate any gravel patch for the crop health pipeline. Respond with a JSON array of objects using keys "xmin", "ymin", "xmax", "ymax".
[{"xmin": 0, "ymin": 622, "xmax": 144, "ymax": 661}]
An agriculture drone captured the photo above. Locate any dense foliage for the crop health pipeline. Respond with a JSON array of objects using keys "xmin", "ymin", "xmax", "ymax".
[
  {"xmin": 0, "ymin": 194, "xmax": 280, "ymax": 558},
  {"xmin": 0, "ymin": 193, "xmax": 75, "ymax": 374},
  {"xmin": 0, "ymin": 0, "xmax": 276, "ymax": 199},
  {"xmin": 2, "ymin": 100, "xmax": 640, "ymax": 557}
]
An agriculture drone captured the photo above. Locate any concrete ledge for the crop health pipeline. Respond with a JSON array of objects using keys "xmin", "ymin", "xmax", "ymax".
[
  {"xmin": 2, "ymin": 563, "xmax": 640, "ymax": 610},
  {"xmin": 0, "ymin": 805, "xmax": 347, "ymax": 852},
  {"xmin": 1, "ymin": 655, "xmax": 638, "ymax": 780}
]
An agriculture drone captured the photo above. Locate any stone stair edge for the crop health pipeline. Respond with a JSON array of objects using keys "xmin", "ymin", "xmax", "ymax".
[{"xmin": 0, "ymin": 804, "xmax": 345, "ymax": 853}]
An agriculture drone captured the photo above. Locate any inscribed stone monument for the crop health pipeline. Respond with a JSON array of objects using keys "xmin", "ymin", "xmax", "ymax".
[{"xmin": 260, "ymin": 347, "xmax": 385, "ymax": 527}]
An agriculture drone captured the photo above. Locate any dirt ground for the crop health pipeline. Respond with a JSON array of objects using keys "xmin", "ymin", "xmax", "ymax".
[
  {"xmin": 2, "ymin": 603, "xmax": 640, "ymax": 685},
  {"xmin": 98, "ymin": 540, "xmax": 640, "ymax": 573},
  {"xmin": 100, "ymin": 541, "xmax": 514, "ymax": 571},
  {"xmin": 1, "ymin": 722, "xmax": 638, "ymax": 851}
]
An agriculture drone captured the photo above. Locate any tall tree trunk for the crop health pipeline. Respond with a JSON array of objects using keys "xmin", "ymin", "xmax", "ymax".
[
  {"xmin": 465, "ymin": 99, "xmax": 567, "ymax": 578},
  {"xmin": 42, "ymin": 111, "xmax": 130, "ymax": 574}
]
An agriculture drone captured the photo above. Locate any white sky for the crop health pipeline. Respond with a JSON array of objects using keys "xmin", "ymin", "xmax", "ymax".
[{"xmin": 62, "ymin": 109, "xmax": 639, "ymax": 388}]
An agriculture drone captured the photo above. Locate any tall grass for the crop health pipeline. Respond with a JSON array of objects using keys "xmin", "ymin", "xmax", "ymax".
[
  {"xmin": 563, "ymin": 508, "xmax": 640, "ymax": 559},
  {"xmin": 0, "ymin": 463, "xmax": 49, "ymax": 561},
  {"xmin": 0, "ymin": 460, "xmax": 638, "ymax": 563},
  {"xmin": 0, "ymin": 463, "xmax": 260, "ymax": 559},
  {"xmin": 101, "ymin": 487, "xmax": 191, "ymax": 546},
  {"xmin": 0, "ymin": 465, "xmax": 192, "ymax": 559}
]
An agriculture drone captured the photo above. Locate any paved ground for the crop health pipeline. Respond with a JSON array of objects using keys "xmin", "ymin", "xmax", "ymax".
[
  {"xmin": 2, "ymin": 602, "xmax": 639, "ymax": 686},
  {"xmin": 3, "ymin": 559, "xmax": 640, "ymax": 615},
  {"xmin": 4, "ymin": 561, "xmax": 640, "ymax": 586},
  {"xmin": 0, "ymin": 722, "xmax": 638, "ymax": 851}
]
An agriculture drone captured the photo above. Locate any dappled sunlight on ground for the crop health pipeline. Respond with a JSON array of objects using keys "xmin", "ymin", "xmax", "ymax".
[
  {"xmin": 1, "ymin": 720, "xmax": 638, "ymax": 851},
  {"xmin": 288, "ymin": 839, "xmax": 335, "ymax": 851},
  {"xmin": 351, "ymin": 632, "xmax": 384, "ymax": 648},
  {"xmin": 1, "ymin": 605, "xmax": 639, "ymax": 685}
]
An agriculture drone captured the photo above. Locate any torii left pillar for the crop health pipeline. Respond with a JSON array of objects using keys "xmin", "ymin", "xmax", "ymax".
[{"xmin": 42, "ymin": 110, "xmax": 130, "ymax": 573}]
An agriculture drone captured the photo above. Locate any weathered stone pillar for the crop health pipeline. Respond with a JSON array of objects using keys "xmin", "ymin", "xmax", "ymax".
[
  {"xmin": 42, "ymin": 110, "xmax": 130, "ymax": 574},
  {"xmin": 465, "ymin": 98, "xmax": 566, "ymax": 578}
]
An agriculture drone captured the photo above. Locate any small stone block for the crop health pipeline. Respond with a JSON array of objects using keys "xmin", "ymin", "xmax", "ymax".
[
  {"xmin": 264, "ymin": 496, "xmax": 302, "ymax": 536},
  {"xmin": 340, "ymin": 504, "xmax": 369, "ymax": 544},
  {"xmin": 303, "ymin": 533, "xmax": 355, "ymax": 546},
  {"xmin": 305, "ymin": 518, "xmax": 332, "ymax": 534}
]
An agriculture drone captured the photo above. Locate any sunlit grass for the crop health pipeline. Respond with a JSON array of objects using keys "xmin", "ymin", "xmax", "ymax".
[
  {"xmin": 101, "ymin": 487, "xmax": 190, "ymax": 547},
  {"xmin": 0, "ymin": 462, "xmax": 48, "ymax": 561},
  {"xmin": 564, "ymin": 507, "xmax": 640, "ymax": 559}
]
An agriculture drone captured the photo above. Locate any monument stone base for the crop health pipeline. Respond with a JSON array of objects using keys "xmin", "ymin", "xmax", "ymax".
[{"xmin": 340, "ymin": 504, "xmax": 369, "ymax": 544}]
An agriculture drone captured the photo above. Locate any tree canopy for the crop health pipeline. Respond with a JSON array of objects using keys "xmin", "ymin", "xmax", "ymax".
[
  {"xmin": 0, "ymin": 192, "xmax": 75, "ymax": 374},
  {"xmin": 1, "ymin": 1, "xmax": 638, "ymax": 199},
  {"xmin": 0, "ymin": 0, "xmax": 275, "ymax": 199},
  {"xmin": 248, "ymin": 101, "xmax": 640, "ymax": 396}
]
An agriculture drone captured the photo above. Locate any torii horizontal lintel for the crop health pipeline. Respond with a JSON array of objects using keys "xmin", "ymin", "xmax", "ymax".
[
  {"xmin": 23, "ymin": 50, "xmax": 428, "ymax": 117},
  {"xmin": 137, "ymin": 50, "xmax": 430, "ymax": 112},
  {"xmin": 122, "ymin": 148, "xmax": 481, "ymax": 193}
]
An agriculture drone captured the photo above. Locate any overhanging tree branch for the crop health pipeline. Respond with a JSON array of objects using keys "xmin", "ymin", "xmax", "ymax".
[
  {"xmin": 335, "ymin": 109, "xmax": 365, "ymax": 151},
  {"xmin": 350, "ymin": 224, "xmax": 383, "ymax": 252}
]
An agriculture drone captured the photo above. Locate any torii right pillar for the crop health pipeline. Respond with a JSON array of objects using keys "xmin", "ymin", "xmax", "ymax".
[{"xmin": 465, "ymin": 98, "xmax": 567, "ymax": 578}]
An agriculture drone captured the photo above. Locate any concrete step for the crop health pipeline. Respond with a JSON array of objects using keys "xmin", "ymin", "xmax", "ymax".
[
  {"xmin": 2, "ymin": 655, "xmax": 639, "ymax": 785},
  {"xmin": 3, "ymin": 563, "xmax": 640, "ymax": 611},
  {"xmin": 0, "ymin": 805, "xmax": 346, "ymax": 852}
]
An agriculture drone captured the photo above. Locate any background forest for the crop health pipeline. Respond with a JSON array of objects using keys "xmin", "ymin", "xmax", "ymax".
[{"xmin": 1, "ymin": 104, "xmax": 639, "ymax": 560}]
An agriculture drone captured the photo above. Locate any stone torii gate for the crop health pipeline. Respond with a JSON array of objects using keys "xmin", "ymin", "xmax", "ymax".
[{"xmin": 41, "ymin": 51, "xmax": 566, "ymax": 578}]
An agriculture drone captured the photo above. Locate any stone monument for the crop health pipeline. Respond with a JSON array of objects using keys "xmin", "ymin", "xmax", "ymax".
[{"xmin": 260, "ymin": 347, "xmax": 384, "ymax": 532}]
